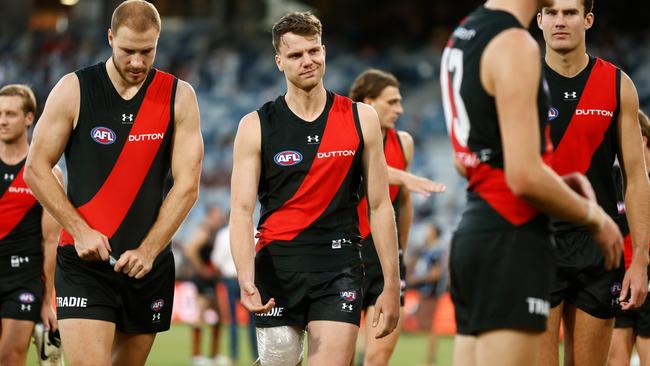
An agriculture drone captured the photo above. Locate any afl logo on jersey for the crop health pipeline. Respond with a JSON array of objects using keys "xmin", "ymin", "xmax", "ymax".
[
  {"xmin": 91, "ymin": 126, "xmax": 116, "ymax": 145},
  {"xmin": 151, "ymin": 299, "xmax": 165, "ymax": 312},
  {"xmin": 274, "ymin": 150, "xmax": 302, "ymax": 166},
  {"xmin": 18, "ymin": 292, "xmax": 35, "ymax": 304},
  {"xmin": 548, "ymin": 107, "xmax": 559, "ymax": 121}
]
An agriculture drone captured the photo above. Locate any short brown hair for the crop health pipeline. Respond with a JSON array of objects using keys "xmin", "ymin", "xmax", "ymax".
[
  {"xmin": 639, "ymin": 110, "xmax": 650, "ymax": 148},
  {"xmin": 349, "ymin": 69, "xmax": 399, "ymax": 102},
  {"xmin": 0, "ymin": 84, "xmax": 36, "ymax": 115},
  {"xmin": 272, "ymin": 12, "xmax": 322, "ymax": 53},
  {"xmin": 111, "ymin": 0, "xmax": 161, "ymax": 35}
]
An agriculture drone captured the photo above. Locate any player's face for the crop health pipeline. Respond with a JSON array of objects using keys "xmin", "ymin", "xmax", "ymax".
[
  {"xmin": 537, "ymin": 0, "xmax": 555, "ymax": 7},
  {"xmin": 0, "ymin": 96, "xmax": 32, "ymax": 144},
  {"xmin": 538, "ymin": 0, "xmax": 593, "ymax": 54},
  {"xmin": 275, "ymin": 32, "xmax": 326, "ymax": 91},
  {"xmin": 108, "ymin": 26, "xmax": 159, "ymax": 85},
  {"xmin": 365, "ymin": 86, "xmax": 403, "ymax": 130}
]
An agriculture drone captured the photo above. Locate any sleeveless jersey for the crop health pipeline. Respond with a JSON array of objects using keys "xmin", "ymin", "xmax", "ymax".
[
  {"xmin": 440, "ymin": 6, "xmax": 552, "ymax": 231},
  {"xmin": 59, "ymin": 62, "xmax": 177, "ymax": 255},
  {"xmin": 0, "ymin": 158, "xmax": 42, "ymax": 257},
  {"xmin": 358, "ymin": 128, "xmax": 406, "ymax": 264},
  {"xmin": 544, "ymin": 56, "xmax": 621, "ymax": 232},
  {"xmin": 255, "ymin": 91, "xmax": 364, "ymax": 270}
]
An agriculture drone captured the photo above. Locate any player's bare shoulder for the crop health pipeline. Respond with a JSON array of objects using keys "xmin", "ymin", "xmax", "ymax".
[
  {"xmin": 355, "ymin": 102, "xmax": 381, "ymax": 141},
  {"xmin": 233, "ymin": 111, "xmax": 262, "ymax": 153},
  {"xmin": 42, "ymin": 72, "xmax": 81, "ymax": 126},
  {"xmin": 173, "ymin": 79, "xmax": 199, "ymax": 124}
]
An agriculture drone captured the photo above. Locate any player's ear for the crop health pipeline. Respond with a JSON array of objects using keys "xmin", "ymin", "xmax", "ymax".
[
  {"xmin": 108, "ymin": 28, "xmax": 114, "ymax": 47},
  {"xmin": 275, "ymin": 54, "xmax": 283, "ymax": 72},
  {"xmin": 536, "ymin": 12, "xmax": 543, "ymax": 30},
  {"xmin": 584, "ymin": 12, "xmax": 594, "ymax": 30}
]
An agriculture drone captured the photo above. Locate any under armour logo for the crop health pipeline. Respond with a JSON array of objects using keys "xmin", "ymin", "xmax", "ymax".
[
  {"xmin": 564, "ymin": 91, "xmax": 577, "ymax": 99},
  {"xmin": 152, "ymin": 313, "xmax": 161, "ymax": 322},
  {"xmin": 122, "ymin": 114, "xmax": 134, "ymax": 122},
  {"xmin": 10, "ymin": 255, "xmax": 29, "ymax": 268},
  {"xmin": 3, "ymin": 173, "xmax": 14, "ymax": 181},
  {"xmin": 21, "ymin": 304, "xmax": 31, "ymax": 312},
  {"xmin": 341, "ymin": 303, "xmax": 353, "ymax": 312},
  {"xmin": 307, "ymin": 135, "xmax": 320, "ymax": 144}
]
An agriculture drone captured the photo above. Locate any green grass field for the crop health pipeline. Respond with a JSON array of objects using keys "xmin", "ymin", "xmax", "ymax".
[{"xmin": 27, "ymin": 324, "xmax": 454, "ymax": 365}]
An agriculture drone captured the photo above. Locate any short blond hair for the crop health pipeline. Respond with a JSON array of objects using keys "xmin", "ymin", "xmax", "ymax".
[
  {"xmin": 0, "ymin": 84, "xmax": 36, "ymax": 114},
  {"xmin": 272, "ymin": 12, "xmax": 322, "ymax": 53},
  {"xmin": 111, "ymin": 0, "xmax": 161, "ymax": 35}
]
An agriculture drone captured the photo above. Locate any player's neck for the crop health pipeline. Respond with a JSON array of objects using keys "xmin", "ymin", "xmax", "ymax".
[
  {"xmin": 484, "ymin": 0, "xmax": 537, "ymax": 28},
  {"xmin": 544, "ymin": 47, "xmax": 589, "ymax": 78},
  {"xmin": 0, "ymin": 138, "xmax": 29, "ymax": 165},
  {"xmin": 105, "ymin": 58, "xmax": 147, "ymax": 100},
  {"xmin": 284, "ymin": 84, "xmax": 327, "ymax": 122}
]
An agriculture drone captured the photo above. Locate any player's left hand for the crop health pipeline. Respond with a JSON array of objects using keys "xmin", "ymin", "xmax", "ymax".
[
  {"xmin": 114, "ymin": 248, "xmax": 155, "ymax": 279},
  {"xmin": 620, "ymin": 260, "xmax": 649, "ymax": 310},
  {"xmin": 372, "ymin": 283, "xmax": 400, "ymax": 339},
  {"xmin": 40, "ymin": 304, "xmax": 58, "ymax": 331}
]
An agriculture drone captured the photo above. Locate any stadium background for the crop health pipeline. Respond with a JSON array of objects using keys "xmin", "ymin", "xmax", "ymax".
[{"xmin": 1, "ymin": 0, "xmax": 649, "ymax": 364}]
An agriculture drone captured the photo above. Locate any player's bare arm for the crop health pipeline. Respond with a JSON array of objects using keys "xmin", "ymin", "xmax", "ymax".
[
  {"xmin": 387, "ymin": 166, "xmax": 446, "ymax": 196},
  {"xmin": 616, "ymin": 72, "xmax": 650, "ymax": 309},
  {"xmin": 396, "ymin": 130, "xmax": 414, "ymax": 253},
  {"xmin": 358, "ymin": 102, "xmax": 400, "ymax": 339},
  {"xmin": 115, "ymin": 80, "xmax": 203, "ymax": 279},
  {"xmin": 39, "ymin": 165, "xmax": 63, "ymax": 331},
  {"xmin": 24, "ymin": 73, "xmax": 112, "ymax": 262},
  {"xmin": 483, "ymin": 28, "xmax": 622, "ymax": 269},
  {"xmin": 229, "ymin": 111, "xmax": 274, "ymax": 314}
]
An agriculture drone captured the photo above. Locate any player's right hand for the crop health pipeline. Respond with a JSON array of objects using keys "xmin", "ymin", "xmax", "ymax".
[
  {"xmin": 372, "ymin": 285, "xmax": 400, "ymax": 339},
  {"xmin": 73, "ymin": 229, "xmax": 111, "ymax": 261},
  {"xmin": 403, "ymin": 174, "xmax": 446, "ymax": 197},
  {"xmin": 591, "ymin": 209, "xmax": 623, "ymax": 271},
  {"xmin": 240, "ymin": 281, "xmax": 275, "ymax": 314}
]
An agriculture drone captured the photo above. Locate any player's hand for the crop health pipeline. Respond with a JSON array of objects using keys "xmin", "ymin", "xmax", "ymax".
[
  {"xmin": 73, "ymin": 228, "xmax": 111, "ymax": 261},
  {"xmin": 402, "ymin": 173, "xmax": 446, "ymax": 197},
  {"xmin": 591, "ymin": 209, "xmax": 623, "ymax": 271},
  {"xmin": 40, "ymin": 304, "xmax": 58, "ymax": 331},
  {"xmin": 372, "ymin": 283, "xmax": 400, "ymax": 339},
  {"xmin": 114, "ymin": 248, "xmax": 155, "ymax": 279},
  {"xmin": 239, "ymin": 281, "xmax": 275, "ymax": 314},
  {"xmin": 562, "ymin": 172, "xmax": 596, "ymax": 202},
  {"xmin": 620, "ymin": 260, "xmax": 649, "ymax": 310}
]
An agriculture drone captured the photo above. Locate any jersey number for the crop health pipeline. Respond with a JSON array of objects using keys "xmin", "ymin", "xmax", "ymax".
[{"xmin": 440, "ymin": 47, "xmax": 470, "ymax": 147}]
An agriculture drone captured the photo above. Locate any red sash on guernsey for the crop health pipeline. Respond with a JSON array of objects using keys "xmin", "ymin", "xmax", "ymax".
[
  {"xmin": 551, "ymin": 58, "xmax": 618, "ymax": 175},
  {"xmin": 0, "ymin": 167, "xmax": 37, "ymax": 240},
  {"xmin": 256, "ymin": 95, "xmax": 360, "ymax": 252},
  {"xmin": 357, "ymin": 128, "xmax": 406, "ymax": 239},
  {"xmin": 60, "ymin": 71, "xmax": 174, "ymax": 245}
]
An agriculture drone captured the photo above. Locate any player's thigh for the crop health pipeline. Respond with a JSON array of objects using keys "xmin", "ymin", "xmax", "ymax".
[
  {"xmin": 306, "ymin": 320, "xmax": 359, "ymax": 366},
  {"xmin": 452, "ymin": 335, "xmax": 476, "ymax": 366},
  {"xmin": 476, "ymin": 329, "xmax": 543, "ymax": 366},
  {"xmin": 0, "ymin": 318, "xmax": 34, "ymax": 361},
  {"xmin": 564, "ymin": 304, "xmax": 614, "ymax": 366},
  {"xmin": 608, "ymin": 327, "xmax": 635, "ymax": 366},
  {"xmin": 362, "ymin": 306, "xmax": 403, "ymax": 366},
  {"xmin": 59, "ymin": 318, "xmax": 114, "ymax": 365},
  {"xmin": 538, "ymin": 302, "xmax": 564, "ymax": 366},
  {"xmin": 112, "ymin": 331, "xmax": 156, "ymax": 366}
]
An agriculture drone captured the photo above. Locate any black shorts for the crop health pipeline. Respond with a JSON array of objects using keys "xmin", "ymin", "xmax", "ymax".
[
  {"xmin": 190, "ymin": 275, "xmax": 218, "ymax": 298},
  {"xmin": 362, "ymin": 250, "xmax": 406, "ymax": 309},
  {"xmin": 254, "ymin": 263, "xmax": 364, "ymax": 328},
  {"xmin": 0, "ymin": 254, "xmax": 44, "ymax": 322},
  {"xmin": 450, "ymin": 225, "xmax": 555, "ymax": 335},
  {"xmin": 615, "ymin": 308, "xmax": 650, "ymax": 337},
  {"xmin": 55, "ymin": 245, "xmax": 175, "ymax": 333},
  {"xmin": 550, "ymin": 230, "xmax": 625, "ymax": 319}
]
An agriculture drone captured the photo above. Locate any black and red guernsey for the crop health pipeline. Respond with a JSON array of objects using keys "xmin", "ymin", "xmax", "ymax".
[
  {"xmin": 357, "ymin": 128, "xmax": 405, "ymax": 264},
  {"xmin": 440, "ymin": 6, "xmax": 552, "ymax": 231},
  {"xmin": 255, "ymin": 91, "xmax": 364, "ymax": 266},
  {"xmin": 59, "ymin": 62, "xmax": 177, "ymax": 255},
  {"xmin": 0, "ymin": 159, "xmax": 42, "ymax": 257},
  {"xmin": 544, "ymin": 56, "xmax": 620, "ymax": 231}
]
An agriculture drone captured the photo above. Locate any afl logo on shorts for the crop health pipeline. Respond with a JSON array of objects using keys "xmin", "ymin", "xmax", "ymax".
[
  {"xmin": 91, "ymin": 126, "xmax": 116, "ymax": 145},
  {"xmin": 151, "ymin": 299, "xmax": 165, "ymax": 312},
  {"xmin": 18, "ymin": 292, "xmax": 35, "ymax": 304},
  {"xmin": 548, "ymin": 107, "xmax": 559, "ymax": 121},
  {"xmin": 274, "ymin": 150, "xmax": 302, "ymax": 166},
  {"xmin": 340, "ymin": 291, "xmax": 357, "ymax": 301}
]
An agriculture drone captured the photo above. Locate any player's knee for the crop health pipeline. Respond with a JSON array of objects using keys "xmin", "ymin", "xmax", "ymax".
[
  {"xmin": 0, "ymin": 346, "xmax": 28, "ymax": 365},
  {"xmin": 255, "ymin": 326, "xmax": 304, "ymax": 366},
  {"xmin": 364, "ymin": 349, "xmax": 392, "ymax": 366}
]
